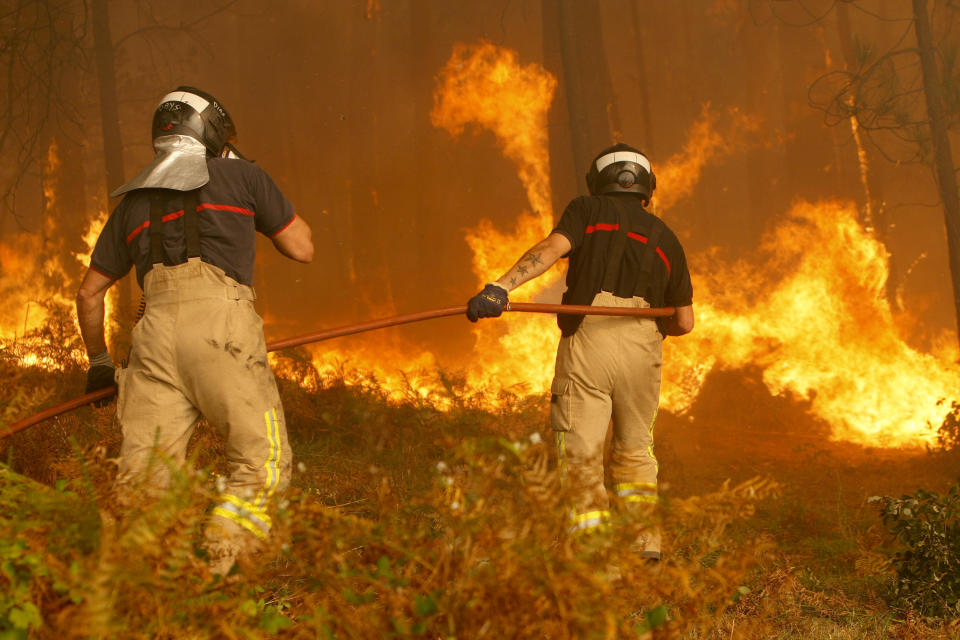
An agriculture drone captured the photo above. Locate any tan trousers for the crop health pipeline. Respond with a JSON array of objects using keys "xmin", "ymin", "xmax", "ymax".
[
  {"xmin": 115, "ymin": 258, "xmax": 290, "ymax": 567},
  {"xmin": 550, "ymin": 291, "xmax": 662, "ymax": 556}
]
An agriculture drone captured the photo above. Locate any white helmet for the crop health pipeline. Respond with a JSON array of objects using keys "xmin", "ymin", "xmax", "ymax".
[{"xmin": 111, "ymin": 86, "xmax": 240, "ymax": 197}]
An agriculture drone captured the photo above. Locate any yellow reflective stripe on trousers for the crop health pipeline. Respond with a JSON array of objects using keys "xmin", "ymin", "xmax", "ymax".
[
  {"xmin": 648, "ymin": 408, "xmax": 659, "ymax": 472},
  {"xmin": 613, "ymin": 481, "xmax": 658, "ymax": 504},
  {"xmin": 254, "ymin": 408, "xmax": 281, "ymax": 507},
  {"xmin": 555, "ymin": 432, "xmax": 568, "ymax": 487},
  {"xmin": 613, "ymin": 481, "xmax": 657, "ymax": 492},
  {"xmin": 213, "ymin": 493, "xmax": 272, "ymax": 540},
  {"xmin": 568, "ymin": 509, "xmax": 611, "ymax": 535}
]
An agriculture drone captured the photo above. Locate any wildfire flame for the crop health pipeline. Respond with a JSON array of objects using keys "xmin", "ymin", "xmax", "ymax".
[
  {"xmin": 286, "ymin": 41, "xmax": 562, "ymax": 403},
  {"xmin": 652, "ymin": 105, "xmax": 759, "ymax": 214},
  {"xmin": 427, "ymin": 40, "xmax": 957, "ymax": 447},
  {"xmin": 663, "ymin": 200, "xmax": 959, "ymax": 446},
  {"xmin": 3, "ymin": 43, "xmax": 956, "ymax": 449},
  {"xmin": 0, "ymin": 139, "xmax": 111, "ymax": 370},
  {"xmin": 431, "ymin": 41, "xmax": 564, "ymax": 394}
]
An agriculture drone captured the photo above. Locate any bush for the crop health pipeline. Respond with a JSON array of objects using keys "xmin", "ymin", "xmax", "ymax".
[
  {"xmin": 872, "ymin": 480, "xmax": 960, "ymax": 618},
  {"xmin": 0, "ymin": 348, "xmax": 781, "ymax": 637},
  {"xmin": 935, "ymin": 400, "xmax": 960, "ymax": 453}
]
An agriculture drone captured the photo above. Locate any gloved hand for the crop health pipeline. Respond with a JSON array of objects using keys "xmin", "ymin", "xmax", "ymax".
[
  {"xmin": 85, "ymin": 351, "xmax": 116, "ymax": 407},
  {"xmin": 466, "ymin": 283, "xmax": 509, "ymax": 322}
]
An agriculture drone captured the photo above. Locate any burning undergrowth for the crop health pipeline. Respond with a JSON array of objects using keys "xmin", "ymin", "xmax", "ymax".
[
  {"xmin": 4, "ymin": 324, "xmax": 960, "ymax": 637},
  {"xmin": 4, "ymin": 40, "xmax": 956, "ymax": 455},
  {"xmin": 664, "ymin": 198, "xmax": 960, "ymax": 448}
]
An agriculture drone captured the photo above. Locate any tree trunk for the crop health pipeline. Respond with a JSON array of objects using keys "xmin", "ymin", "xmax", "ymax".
[
  {"xmin": 347, "ymin": 7, "xmax": 395, "ymax": 318},
  {"xmin": 408, "ymin": 0, "xmax": 438, "ymax": 325},
  {"xmin": 91, "ymin": 0, "xmax": 132, "ymax": 333},
  {"xmin": 912, "ymin": 0, "xmax": 960, "ymax": 343},
  {"xmin": 541, "ymin": 0, "xmax": 574, "ymax": 212},
  {"xmin": 556, "ymin": 0, "xmax": 591, "ymax": 197},
  {"xmin": 555, "ymin": 0, "xmax": 622, "ymax": 197},
  {"xmin": 91, "ymin": 1, "xmax": 124, "ymax": 198},
  {"xmin": 628, "ymin": 0, "xmax": 656, "ymax": 157},
  {"xmin": 836, "ymin": 1, "xmax": 897, "ymax": 307}
]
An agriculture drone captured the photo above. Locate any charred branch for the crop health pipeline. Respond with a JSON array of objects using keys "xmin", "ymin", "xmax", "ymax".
[{"xmin": 0, "ymin": 0, "xmax": 87, "ymax": 226}]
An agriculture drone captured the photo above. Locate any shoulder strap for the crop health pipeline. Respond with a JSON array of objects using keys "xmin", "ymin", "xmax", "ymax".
[
  {"xmin": 149, "ymin": 191, "xmax": 166, "ymax": 266},
  {"xmin": 182, "ymin": 189, "xmax": 201, "ymax": 259},
  {"xmin": 633, "ymin": 217, "xmax": 665, "ymax": 298},
  {"xmin": 148, "ymin": 189, "xmax": 202, "ymax": 266},
  {"xmin": 600, "ymin": 198, "xmax": 630, "ymax": 293}
]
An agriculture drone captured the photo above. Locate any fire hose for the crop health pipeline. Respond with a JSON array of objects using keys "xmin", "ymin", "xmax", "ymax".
[{"xmin": 3, "ymin": 302, "xmax": 675, "ymax": 437}]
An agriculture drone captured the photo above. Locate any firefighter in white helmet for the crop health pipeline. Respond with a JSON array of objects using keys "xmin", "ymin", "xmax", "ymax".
[
  {"xmin": 467, "ymin": 143, "xmax": 694, "ymax": 561},
  {"xmin": 76, "ymin": 86, "xmax": 314, "ymax": 574}
]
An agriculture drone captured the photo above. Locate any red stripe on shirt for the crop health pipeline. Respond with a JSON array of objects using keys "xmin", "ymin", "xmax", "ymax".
[
  {"xmin": 125, "ymin": 209, "xmax": 184, "ymax": 244},
  {"xmin": 198, "ymin": 202, "xmax": 255, "ymax": 216},
  {"xmin": 125, "ymin": 202, "xmax": 255, "ymax": 244},
  {"xmin": 583, "ymin": 224, "xmax": 672, "ymax": 275},
  {"xmin": 585, "ymin": 222, "xmax": 619, "ymax": 234},
  {"xmin": 656, "ymin": 247, "xmax": 671, "ymax": 275},
  {"xmin": 269, "ymin": 213, "xmax": 297, "ymax": 237},
  {"xmin": 89, "ymin": 265, "xmax": 118, "ymax": 281},
  {"xmin": 126, "ymin": 220, "xmax": 150, "ymax": 244}
]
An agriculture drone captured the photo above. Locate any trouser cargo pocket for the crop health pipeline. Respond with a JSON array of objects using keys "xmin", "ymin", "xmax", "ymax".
[{"xmin": 550, "ymin": 377, "xmax": 572, "ymax": 432}]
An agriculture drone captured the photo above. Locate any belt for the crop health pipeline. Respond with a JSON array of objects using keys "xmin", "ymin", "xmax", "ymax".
[{"xmin": 144, "ymin": 283, "xmax": 257, "ymax": 304}]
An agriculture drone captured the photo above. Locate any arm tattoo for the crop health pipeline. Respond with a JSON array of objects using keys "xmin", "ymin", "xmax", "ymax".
[
  {"xmin": 517, "ymin": 264, "xmax": 529, "ymax": 276},
  {"xmin": 509, "ymin": 277, "xmax": 518, "ymax": 287},
  {"xmin": 525, "ymin": 252, "xmax": 544, "ymax": 266}
]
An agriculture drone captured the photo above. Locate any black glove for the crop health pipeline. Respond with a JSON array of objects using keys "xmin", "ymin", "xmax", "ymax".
[
  {"xmin": 85, "ymin": 365, "xmax": 116, "ymax": 406},
  {"xmin": 467, "ymin": 283, "xmax": 509, "ymax": 322}
]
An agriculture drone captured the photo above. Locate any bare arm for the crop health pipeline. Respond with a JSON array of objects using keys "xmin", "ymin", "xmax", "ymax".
[
  {"xmin": 271, "ymin": 214, "xmax": 314, "ymax": 263},
  {"xmin": 76, "ymin": 269, "xmax": 115, "ymax": 357},
  {"xmin": 659, "ymin": 304, "xmax": 694, "ymax": 336},
  {"xmin": 493, "ymin": 232, "xmax": 572, "ymax": 292}
]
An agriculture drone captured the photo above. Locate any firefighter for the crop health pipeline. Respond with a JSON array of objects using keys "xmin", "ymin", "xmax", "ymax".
[
  {"xmin": 76, "ymin": 86, "xmax": 314, "ymax": 574},
  {"xmin": 466, "ymin": 143, "xmax": 694, "ymax": 561}
]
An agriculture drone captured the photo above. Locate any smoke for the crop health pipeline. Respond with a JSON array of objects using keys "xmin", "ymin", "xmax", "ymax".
[{"xmin": 0, "ymin": 3, "xmax": 954, "ymax": 448}]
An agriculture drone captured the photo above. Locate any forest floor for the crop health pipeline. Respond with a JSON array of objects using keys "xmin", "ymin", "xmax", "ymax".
[{"xmin": 1, "ymin": 348, "xmax": 959, "ymax": 639}]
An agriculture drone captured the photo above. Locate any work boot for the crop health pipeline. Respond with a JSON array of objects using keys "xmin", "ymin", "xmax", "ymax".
[
  {"xmin": 206, "ymin": 546, "xmax": 238, "ymax": 576},
  {"xmin": 602, "ymin": 562, "xmax": 623, "ymax": 583},
  {"xmin": 633, "ymin": 527, "xmax": 661, "ymax": 562},
  {"xmin": 203, "ymin": 518, "xmax": 254, "ymax": 576}
]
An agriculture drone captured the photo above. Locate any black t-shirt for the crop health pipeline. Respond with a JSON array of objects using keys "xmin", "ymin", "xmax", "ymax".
[
  {"xmin": 551, "ymin": 193, "xmax": 693, "ymax": 336},
  {"xmin": 90, "ymin": 158, "xmax": 295, "ymax": 288}
]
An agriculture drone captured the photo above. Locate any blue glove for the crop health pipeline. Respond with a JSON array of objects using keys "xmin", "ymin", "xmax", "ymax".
[{"xmin": 467, "ymin": 283, "xmax": 509, "ymax": 322}]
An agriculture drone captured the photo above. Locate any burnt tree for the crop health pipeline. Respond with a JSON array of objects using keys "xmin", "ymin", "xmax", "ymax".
[
  {"xmin": 543, "ymin": 0, "xmax": 622, "ymax": 205},
  {"xmin": 913, "ymin": 0, "xmax": 960, "ymax": 341},
  {"xmin": 0, "ymin": 0, "xmax": 86, "ymax": 230},
  {"xmin": 808, "ymin": 1, "xmax": 960, "ymax": 341}
]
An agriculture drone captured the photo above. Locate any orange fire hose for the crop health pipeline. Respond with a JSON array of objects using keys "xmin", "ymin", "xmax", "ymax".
[{"xmin": 3, "ymin": 302, "xmax": 674, "ymax": 437}]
